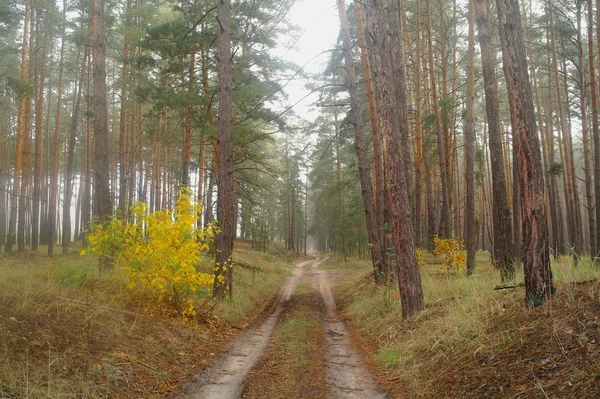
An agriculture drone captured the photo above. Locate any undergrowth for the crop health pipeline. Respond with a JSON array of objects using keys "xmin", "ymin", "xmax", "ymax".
[
  {"xmin": 0, "ymin": 240, "xmax": 293, "ymax": 398},
  {"xmin": 332, "ymin": 251, "xmax": 600, "ymax": 398}
]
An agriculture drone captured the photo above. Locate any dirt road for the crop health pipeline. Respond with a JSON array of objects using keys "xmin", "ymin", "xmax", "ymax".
[{"xmin": 173, "ymin": 256, "xmax": 386, "ymax": 399}]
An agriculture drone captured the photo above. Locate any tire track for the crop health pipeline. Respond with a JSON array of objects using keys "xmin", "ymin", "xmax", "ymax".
[
  {"xmin": 173, "ymin": 257, "xmax": 323, "ymax": 399},
  {"xmin": 313, "ymin": 267, "xmax": 387, "ymax": 399}
]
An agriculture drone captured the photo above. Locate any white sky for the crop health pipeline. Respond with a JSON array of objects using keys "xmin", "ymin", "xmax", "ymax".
[{"xmin": 275, "ymin": 0, "xmax": 339, "ymax": 121}]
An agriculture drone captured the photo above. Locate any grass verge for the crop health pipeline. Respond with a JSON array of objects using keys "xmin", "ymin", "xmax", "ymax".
[
  {"xmin": 331, "ymin": 252, "xmax": 600, "ymax": 398},
  {"xmin": 0, "ymin": 241, "xmax": 292, "ymax": 398}
]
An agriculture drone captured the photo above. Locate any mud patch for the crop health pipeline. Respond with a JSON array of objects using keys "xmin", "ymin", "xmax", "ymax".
[{"xmin": 242, "ymin": 293, "xmax": 329, "ymax": 399}]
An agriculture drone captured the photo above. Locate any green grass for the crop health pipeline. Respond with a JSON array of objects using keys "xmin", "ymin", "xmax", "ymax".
[
  {"xmin": 205, "ymin": 241, "xmax": 294, "ymax": 325},
  {"xmin": 280, "ymin": 318, "xmax": 319, "ymax": 366},
  {"xmin": 295, "ymin": 283, "xmax": 313, "ymax": 295}
]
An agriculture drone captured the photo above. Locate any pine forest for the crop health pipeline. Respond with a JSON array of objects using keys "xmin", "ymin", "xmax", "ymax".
[{"xmin": 2, "ymin": 0, "xmax": 600, "ymax": 397}]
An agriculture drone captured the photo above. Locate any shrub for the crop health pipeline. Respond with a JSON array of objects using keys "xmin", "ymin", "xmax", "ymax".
[
  {"xmin": 84, "ymin": 188, "xmax": 216, "ymax": 319},
  {"xmin": 433, "ymin": 235, "xmax": 466, "ymax": 274},
  {"xmin": 416, "ymin": 248, "xmax": 426, "ymax": 268}
]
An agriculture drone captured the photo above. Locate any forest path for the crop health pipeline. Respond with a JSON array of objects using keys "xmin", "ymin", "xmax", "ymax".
[{"xmin": 173, "ymin": 255, "xmax": 386, "ymax": 399}]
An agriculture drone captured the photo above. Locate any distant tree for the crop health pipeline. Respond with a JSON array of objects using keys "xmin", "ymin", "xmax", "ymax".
[
  {"xmin": 474, "ymin": 0, "xmax": 514, "ymax": 282},
  {"xmin": 5, "ymin": 0, "xmax": 30, "ymax": 254}
]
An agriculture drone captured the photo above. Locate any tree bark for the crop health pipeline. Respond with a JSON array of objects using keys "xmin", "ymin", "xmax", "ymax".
[
  {"xmin": 495, "ymin": 0, "xmax": 553, "ymax": 307},
  {"xmin": 365, "ymin": 0, "xmax": 424, "ymax": 318},
  {"xmin": 92, "ymin": 0, "xmax": 113, "ymax": 272},
  {"xmin": 580, "ymin": 0, "xmax": 596, "ymax": 256},
  {"xmin": 353, "ymin": 2, "xmax": 385, "ymax": 248},
  {"xmin": 213, "ymin": 0, "xmax": 235, "ymax": 299},
  {"xmin": 590, "ymin": 0, "xmax": 600, "ymax": 260},
  {"xmin": 118, "ymin": 0, "xmax": 131, "ymax": 220},
  {"xmin": 465, "ymin": 0, "xmax": 476, "ymax": 276}
]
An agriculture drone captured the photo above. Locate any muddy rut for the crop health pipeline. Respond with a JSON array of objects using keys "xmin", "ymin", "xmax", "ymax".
[{"xmin": 173, "ymin": 256, "xmax": 386, "ymax": 399}]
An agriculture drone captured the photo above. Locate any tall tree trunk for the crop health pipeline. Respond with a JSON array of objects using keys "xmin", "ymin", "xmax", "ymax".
[
  {"xmin": 0, "ymin": 110, "xmax": 7, "ymax": 246},
  {"xmin": 387, "ymin": 0, "xmax": 414, "ymax": 216},
  {"xmin": 62, "ymin": 48, "xmax": 86, "ymax": 254},
  {"xmin": 545, "ymin": 73, "xmax": 564, "ymax": 257},
  {"xmin": 495, "ymin": 0, "xmax": 553, "ymax": 307},
  {"xmin": 118, "ymin": 0, "xmax": 131, "ymax": 220},
  {"xmin": 182, "ymin": 51, "xmax": 195, "ymax": 188},
  {"xmin": 5, "ymin": 0, "xmax": 31, "ymax": 254},
  {"xmin": 425, "ymin": 0, "xmax": 451, "ymax": 237},
  {"xmin": 32, "ymin": 6, "xmax": 48, "ymax": 251},
  {"xmin": 464, "ymin": 0, "xmax": 476, "ymax": 276},
  {"xmin": 336, "ymin": 0, "xmax": 385, "ymax": 283},
  {"xmin": 47, "ymin": 0, "xmax": 66, "ymax": 256},
  {"xmin": 589, "ymin": 0, "xmax": 600, "ymax": 260},
  {"xmin": 353, "ymin": 1, "xmax": 385, "ymax": 247},
  {"xmin": 213, "ymin": 0, "xmax": 235, "ymax": 299},
  {"xmin": 581, "ymin": 0, "xmax": 596, "ymax": 256},
  {"xmin": 18, "ymin": 10, "xmax": 35, "ymax": 252},
  {"xmin": 512, "ymin": 136, "xmax": 522, "ymax": 258},
  {"xmin": 92, "ymin": 0, "xmax": 112, "ymax": 272},
  {"xmin": 413, "ymin": 0, "xmax": 424, "ymax": 247},
  {"xmin": 474, "ymin": 0, "xmax": 514, "ymax": 282},
  {"xmin": 365, "ymin": 0, "xmax": 424, "ymax": 318},
  {"xmin": 548, "ymin": 0, "xmax": 581, "ymax": 261}
]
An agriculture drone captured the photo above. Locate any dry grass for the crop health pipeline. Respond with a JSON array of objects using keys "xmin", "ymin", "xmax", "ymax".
[
  {"xmin": 334, "ymin": 252, "xmax": 600, "ymax": 398},
  {"xmin": 0, "ymin": 241, "xmax": 292, "ymax": 398}
]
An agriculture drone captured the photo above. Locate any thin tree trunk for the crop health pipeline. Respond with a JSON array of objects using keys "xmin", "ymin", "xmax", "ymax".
[
  {"xmin": 5, "ymin": 0, "xmax": 31, "ymax": 254},
  {"xmin": 474, "ymin": 0, "xmax": 514, "ymax": 282},
  {"xmin": 18, "ymin": 9, "xmax": 35, "ymax": 252},
  {"xmin": 47, "ymin": 0, "xmax": 66, "ymax": 256},
  {"xmin": 92, "ymin": 0, "xmax": 112, "ymax": 272},
  {"xmin": 336, "ymin": 0, "xmax": 385, "ymax": 283},
  {"xmin": 464, "ymin": 0, "xmax": 476, "ymax": 276},
  {"xmin": 425, "ymin": 0, "xmax": 451, "ymax": 238},
  {"xmin": 581, "ymin": 0, "xmax": 596, "ymax": 256},
  {"xmin": 32, "ymin": 6, "xmax": 48, "ymax": 251},
  {"xmin": 62, "ymin": 48, "xmax": 86, "ymax": 254},
  {"xmin": 548, "ymin": 0, "xmax": 580, "ymax": 261},
  {"xmin": 213, "ymin": 0, "xmax": 235, "ymax": 299}
]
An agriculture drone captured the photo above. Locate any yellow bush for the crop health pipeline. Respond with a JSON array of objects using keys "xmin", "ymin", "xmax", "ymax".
[
  {"xmin": 416, "ymin": 248, "xmax": 426, "ymax": 268},
  {"xmin": 84, "ymin": 188, "xmax": 216, "ymax": 319},
  {"xmin": 433, "ymin": 235, "xmax": 466, "ymax": 274}
]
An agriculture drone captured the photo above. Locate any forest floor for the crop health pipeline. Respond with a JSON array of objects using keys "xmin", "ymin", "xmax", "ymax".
[
  {"xmin": 0, "ymin": 241, "xmax": 293, "ymax": 398},
  {"xmin": 3, "ymin": 245, "xmax": 600, "ymax": 398},
  {"xmin": 334, "ymin": 252, "xmax": 600, "ymax": 399}
]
